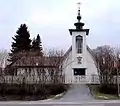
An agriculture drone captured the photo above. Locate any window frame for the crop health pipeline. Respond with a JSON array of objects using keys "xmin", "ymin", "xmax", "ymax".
[{"xmin": 76, "ymin": 35, "xmax": 83, "ymax": 53}]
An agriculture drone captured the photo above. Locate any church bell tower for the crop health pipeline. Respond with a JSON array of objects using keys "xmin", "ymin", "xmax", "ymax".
[{"xmin": 69, "ymin": 3, "xmax": 89, "ymax": 75}]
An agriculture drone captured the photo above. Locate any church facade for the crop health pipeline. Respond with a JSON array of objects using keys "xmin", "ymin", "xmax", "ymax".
[{"xmin": 62, "ymin": 7, "xmax": 99, "ymax": 84}]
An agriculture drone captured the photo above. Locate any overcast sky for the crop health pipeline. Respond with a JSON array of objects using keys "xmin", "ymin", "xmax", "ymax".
[{"xmin": 0, "ymin": 0, "xmax": 120, "ymax": 51}]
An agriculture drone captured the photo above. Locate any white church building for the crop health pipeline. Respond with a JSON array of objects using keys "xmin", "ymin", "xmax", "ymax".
[{"xmin": 62, "ymin": 6, "xmax": 99, "ymax": 84}]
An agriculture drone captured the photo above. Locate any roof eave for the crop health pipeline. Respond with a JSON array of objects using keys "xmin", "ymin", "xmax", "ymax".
[{"xmin": 69, "ymin": 29, "xmax": 89, "ymax": 35}]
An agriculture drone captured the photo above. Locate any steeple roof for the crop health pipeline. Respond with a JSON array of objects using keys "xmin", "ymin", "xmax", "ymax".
[
  {"xmin": 69, "ymin": 3, "xmax": 89, "ymax": 35},
  {"xmin": 74, "ymin": 8, "xmax": 85, "ymax": 29}
]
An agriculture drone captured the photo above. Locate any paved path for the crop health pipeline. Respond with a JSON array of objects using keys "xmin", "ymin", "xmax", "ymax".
[{"xmin": 55, "ymin": 84, "xmax": 94, "ymax": 102}]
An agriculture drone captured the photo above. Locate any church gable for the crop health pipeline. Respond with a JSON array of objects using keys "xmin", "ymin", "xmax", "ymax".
[
  {"xmin": 63, "ymin": 45, "xmax": 97, "ymax": 67},
  {"xmin": 62, "ymin": 3, "xmax": 98, "ymax": 84}
]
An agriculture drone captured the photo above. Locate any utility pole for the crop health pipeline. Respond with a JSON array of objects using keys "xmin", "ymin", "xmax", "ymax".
[
  {"xmin": 116, "ymin": 54, "xmax": 120, "ymax": 98},
  {"xmin": 117, "ymin": 66, "xmax": 120, "ymax": 98}
]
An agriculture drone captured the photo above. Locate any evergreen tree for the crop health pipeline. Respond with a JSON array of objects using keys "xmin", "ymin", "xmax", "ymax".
[
  {"xmin": 31, "ymin": 37, "xmax": 36, "ymax": 49},
  {"xmin": 36, "ymin": 34, "xmax": 42, "ymax": 51},
  {"xmin": 31, "ymin": 34, "xmax": 43, "ymax": 55},
  {"xmin": 9, "ymin": 24, "xmax": 31, "ymax": 62}
]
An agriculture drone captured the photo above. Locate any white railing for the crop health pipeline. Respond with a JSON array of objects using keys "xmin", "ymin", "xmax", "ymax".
[
  {"xmin": 64, "ymin": 75, "xmax": 120, "ymax": 84},
  {"xmin": 0, "ymin": 75, "xmax": 64, "ymax": 84},
  {"xmin": 0, "ymin": 75, "xmax": 119, "ymax": 84},
  {"xmin": 64, "ymin": 75, "xmax": 100, "ymax": 84}
]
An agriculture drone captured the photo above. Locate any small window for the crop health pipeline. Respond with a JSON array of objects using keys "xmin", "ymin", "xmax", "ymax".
[{"xmin": 76, "ymin": 35, "xmax": 83, "ymax": 53}]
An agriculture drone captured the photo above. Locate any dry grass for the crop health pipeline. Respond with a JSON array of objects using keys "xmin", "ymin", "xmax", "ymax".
[{"xmin": 88, "ymin": 84, "xmax": 119, "ymax": 100}]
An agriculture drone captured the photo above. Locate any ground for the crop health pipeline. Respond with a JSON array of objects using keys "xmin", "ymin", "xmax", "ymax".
[
  {"xmin": 0, "ymin": 84, "xmax": 119, "ymax": 105},
  {"xmin": 0, "ymin": 84, "xmax": 68, "ymax": 101},
  {"xmin": 0, "ymin": 103, "xmax": 119, "ymax": 106},
  {"xmin": 54, "ymin": 84, "xmax": 94, "ymax": 102},
  {"xmin": 88, "ymin": 84, "xmax": 119, "ymax": 100}
]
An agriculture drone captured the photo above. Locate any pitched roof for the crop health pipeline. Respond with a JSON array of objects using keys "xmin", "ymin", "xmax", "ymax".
[
  {"xmin": 11, "ymin": 55, "xmax": 62, "ymax": 68},
  {"xmin": 12, "ymin": 56, "xmax": 44, "ymax": 67}
]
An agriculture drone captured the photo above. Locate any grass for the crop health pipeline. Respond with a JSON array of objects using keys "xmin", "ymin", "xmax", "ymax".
[
  {"xmin": 46, "ymin": 85, "xmax": 69, "ymax": 100},
  {"xmin": 96, "ymin": 93, "xmax": 118, "ymax": 100},
  {"xmin": 53, "ymin": 92, "xmax": 66, "ymax": 99},
  {"xmin": 88, "ymin": 84, "xmax": 119, "ymax": 100},
  {"xmin": 53, "ymin": 85, "xmax": 70, "ymax": 100}
]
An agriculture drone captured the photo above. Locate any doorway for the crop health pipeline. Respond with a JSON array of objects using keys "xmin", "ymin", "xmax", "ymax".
[{"xmin": 73, "ymin": 68, "xmax": 86, "ymax": 76}]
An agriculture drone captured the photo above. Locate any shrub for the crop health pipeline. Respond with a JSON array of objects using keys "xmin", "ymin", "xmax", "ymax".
[
  {"xmin": 0, "ymin": 83, "xmax": 68, "ymax": 100},
  {"xmin": 99, "ymin": 84, "xmax": 118, "ymax": 94}
]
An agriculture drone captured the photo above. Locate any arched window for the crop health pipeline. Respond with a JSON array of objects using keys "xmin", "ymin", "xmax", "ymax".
[{"xmin": 76, "ymin": 35, "xmax": 83, "ymax": 53}]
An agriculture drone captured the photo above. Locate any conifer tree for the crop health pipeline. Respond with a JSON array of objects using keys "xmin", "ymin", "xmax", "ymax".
[
  {"xmin": 9, "ymin": 24, "xmax": 31, "ymax": 62},
  {"xmin": 31, "ymin": 34, "xmax": 43, "ymax": 55}
]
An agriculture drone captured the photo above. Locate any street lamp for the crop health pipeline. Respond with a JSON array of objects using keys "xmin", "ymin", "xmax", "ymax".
[{"xmin": 117, "ymin": 54, "xmax": 120, "ymax": 98}]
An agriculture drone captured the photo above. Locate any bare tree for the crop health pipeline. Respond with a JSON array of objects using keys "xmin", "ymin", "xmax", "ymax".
[
  {"xmin": 0, "ymin": 49, "xmax": 8, "ymax": 74},
  {"xmin": 45, "ymin": 49, "xmax": 64, "ymax": 84},
  {"xmin": 93, "ymin": 45, "xmax": 115, "ymax": 85}
]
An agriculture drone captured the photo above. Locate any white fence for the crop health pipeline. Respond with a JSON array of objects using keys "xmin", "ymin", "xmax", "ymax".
[
  {"xmin": 0, "ymin": 75, "xmax": 119, "ymax": 84},
  {"xmin": 64, "ymin": 75, "xmax": 120, "ymax": 84},
  {"xmin": 0, "ymin": 75, "xmax": 64, "ymax": 84},
  {"xmin": 0, "ymin": 75, "xmax": 101, "ymax": 84},
  {"xmin": 64, "ymin": 75, "xmax": 100, "ymax": 84}
]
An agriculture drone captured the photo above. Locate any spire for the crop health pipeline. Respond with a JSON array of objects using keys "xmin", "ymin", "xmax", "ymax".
[{"xmin": 74, "ymin": 2, "xmax": 84, "ymax": 29}]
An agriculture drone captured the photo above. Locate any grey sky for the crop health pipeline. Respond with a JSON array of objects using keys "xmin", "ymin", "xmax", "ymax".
[{"xmin": 0, "ymin": 0, "xmax": 120, "ymax": 51}]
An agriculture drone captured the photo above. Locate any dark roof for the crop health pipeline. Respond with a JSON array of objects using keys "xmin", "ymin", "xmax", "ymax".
[
  {"xmin": 12, "ymin": 56, "xmax": 43, "ymax": 67},
  {"xmin": 12, "ymin": 56, "xmax": 62, "ymax": 68}
]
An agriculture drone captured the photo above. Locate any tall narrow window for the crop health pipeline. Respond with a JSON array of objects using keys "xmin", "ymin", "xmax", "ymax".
[{"xmin": 76, "ymin": 35, "xmax": 83, "ymax": 53}]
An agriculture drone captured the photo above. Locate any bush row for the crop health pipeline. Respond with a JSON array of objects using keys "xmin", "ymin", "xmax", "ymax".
[
  {"xmin": 0, "ymin": 83, "xmax": 69, "ymax": 100},
  {"xmin": 99, "ymin": 84, "xmax": 118, "ymax": 94}
]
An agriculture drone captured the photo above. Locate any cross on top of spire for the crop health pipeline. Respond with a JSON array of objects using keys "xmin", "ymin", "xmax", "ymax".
[
  {"xmin": 77, "ymin": 2, "xmax": 81, "ymax": 10},
  {"xmin": 77, "ymin": 2, "xmax": 81, "ymax": 16}
]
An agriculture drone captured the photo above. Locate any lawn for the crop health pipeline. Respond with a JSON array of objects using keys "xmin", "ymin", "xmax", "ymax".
[{"xmin": 88, "ymin": 84, "xmax": 119, "ymax": 100}]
